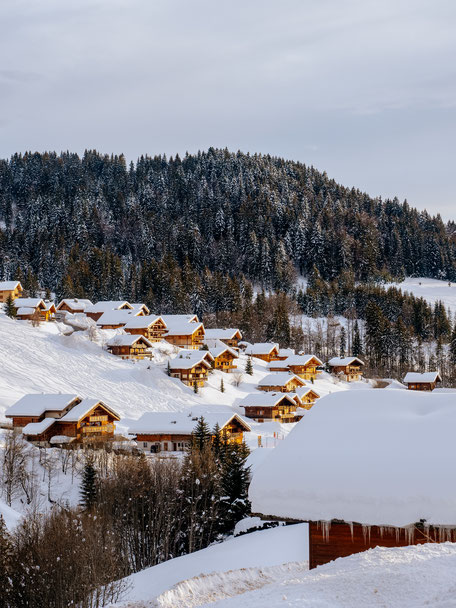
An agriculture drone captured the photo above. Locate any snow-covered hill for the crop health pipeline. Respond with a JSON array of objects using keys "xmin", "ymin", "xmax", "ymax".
[{"xmin": 387, "ymin": 277, "xmax": 456, "ymax": 313}]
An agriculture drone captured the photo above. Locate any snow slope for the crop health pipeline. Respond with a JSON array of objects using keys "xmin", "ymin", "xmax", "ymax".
[
  {"xmin": 112, "ymin": 523, "xmax": 309, "ymax": 606},
  {"xmin": 0, "ymin": 499, "xmax": 22, "ymax": 530},
  {"xmin": 164, "ymin": 543, "xmax": 456, "ymax": 608},
  {"xmin": 387, "ymin": 277, "xmax": 456, "ymax": 313}
]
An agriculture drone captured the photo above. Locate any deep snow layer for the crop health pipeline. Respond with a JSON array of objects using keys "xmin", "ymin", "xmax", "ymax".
[
  {"xmin": 113, "ymin": 523, "xmax": 309, "ymax": 605},
  {"xmin": 387, "ymin": 277, "xmax": 456, "ymax": 313},
  {"xmin": 250, "ymin": 389, "xmax": 456, "ymax": 527}
]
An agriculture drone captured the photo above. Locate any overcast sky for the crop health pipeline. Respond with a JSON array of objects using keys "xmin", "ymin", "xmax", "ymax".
[{"xmin": 1, "ymin": 0, "xmax": 455, "ymax": 218}]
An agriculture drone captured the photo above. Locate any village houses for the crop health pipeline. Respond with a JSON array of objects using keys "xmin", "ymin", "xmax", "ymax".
[
  {"xmin": 207, "ymin": 342, "xmax": 238, "ymax": 372},
  {"xmin": 257, "ymin": 372, "xmax": 306, "ymax": 393},
  {"xmin": 0, "ymin": 280, "xmax": 23, "ymax": 303},
  {"xmin": 124, "ymin": 315, "xmax": 168, "ymax": 342},
  {"xmin": 106, "ymin": 334, "xmax": 154, "ymax": 360},
  {"xmin": 14, "ymin": 298, "xmax": 56, "ymax": 321},
  {"xmin": 328, "ymin": 356, "xmax": 364, "ymax": 381},
  {"xmin": 162, "ymin": 315, "xmax": 205, "ymax": 349},
  {"xmin": 241, "ymin": 392, "xmax": 299, "ymax": 423},
  {"xmin": 268, "ymin": 354, "xmax": 323, "ymax": 380},
  {"xmin": 168, "ymin": 350, "xmax": 213, "ymax": 387}
]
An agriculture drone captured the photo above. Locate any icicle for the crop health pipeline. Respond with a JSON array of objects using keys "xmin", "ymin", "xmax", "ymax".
[
  {"xmin": 395, "ymin": 527, "xmax": 400, "ymax": 544},
  {"xmin": 321, "ymin": 521, "xmax": 331, "ymax": 542},
  {"xmin": 348, "ymin": 521, "xmax": 354, "ymax": 541}
]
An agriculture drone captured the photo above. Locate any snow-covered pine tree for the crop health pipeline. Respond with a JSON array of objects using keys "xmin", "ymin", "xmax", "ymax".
[
  {"xmin": 245, "ymin": 356, "xmax": 253, "ymax": 375},
  {"xmin": 218, "ymin": 442, "xmax": 251, "ymax": 534},
  {"xmin": 192, "ymin": 416, "xmax": 211, "ymax": 452},
  {"xmin": 4, "ymin": 294, "xmax": 16, "ymax": 318},
  {"xmin": 339, "ymin": 326, "xmax": 346, "ymax": 358},
  {"xmin": 80, "ymin": 458, "xmax": 98, "ymax": 509},
  {"xmin": 0, "ymin": 515, "xmax": 13, "ymax": 606},
  {"xmin": 352, "ymin": 320, "xmax": 362, "ymax": 356}
]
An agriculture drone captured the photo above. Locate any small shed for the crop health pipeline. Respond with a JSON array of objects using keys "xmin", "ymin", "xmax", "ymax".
[
  {"xmin": 250, "ymin": 390, "xmax": 456, "ymax": 569},
  {"xmin": 403, "ymin": 371, "xmax": 442, "ymax": 391}
]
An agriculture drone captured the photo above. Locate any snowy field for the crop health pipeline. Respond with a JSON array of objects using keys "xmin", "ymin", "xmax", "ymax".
[{"xmin": 387, "ymin": 277, "xmax": 456, "ymax": 313}]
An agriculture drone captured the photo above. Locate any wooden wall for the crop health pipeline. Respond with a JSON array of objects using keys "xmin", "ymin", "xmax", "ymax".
[{"xmin": 309, "ymin": 520, "xmax": 456, "ymax": 569}]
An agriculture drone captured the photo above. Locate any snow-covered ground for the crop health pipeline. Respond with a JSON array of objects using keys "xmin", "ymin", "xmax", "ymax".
[
  {"xmin": 387, "ymin": 277, "xmax": 456, "ymax": 313},
  {"xmin": 112, "ymin": 523, "xmax": 308, "ymax": 606}
]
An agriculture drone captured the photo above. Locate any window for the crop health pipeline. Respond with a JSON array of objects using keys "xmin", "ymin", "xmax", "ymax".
[{"xmin": 143, "ymin": 442, "xmax": 148, "ymax": 448}]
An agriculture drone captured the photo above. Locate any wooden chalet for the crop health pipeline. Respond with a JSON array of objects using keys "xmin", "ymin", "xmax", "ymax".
[
  {"xmin": 257, "ymin": 372, "xmax": 305, "ymax": 393},
  {"xmin": 241, "ymin": 392, "xmax": 299, "ymax": 423},
  {"xmin": 0, "ymin": 280, "xmax": 23, "ymax": 303},
  {"xmin": 130, "ymin": 411, "xmax": 251, "ymax": 453},
  {"xmin": 124, "ymin": 315, "xmax": 168, "ymax": 342},
  {"xmin": 292, "ymin": 386, "xmax": 320, "ymax": 410},
  {"xmin": 268, "ymin": 355, "xmax": 323, "ymax": 380},
  {"xmin": 245, "ymin": 343, "xmax": 280, "ymax": 362},
  {"xmin": 204, "ymin": 328, "xmax": 243, "ymax": 350},
  {"xmin": 85, "ymin": 301, "xmax": 133, "ymax": 322},
  {"xmin": 249, "ymin": 390, "xmax": 456, "ymax": 570},
  {"xmin": 14, "ymin": 298, "xmax": 56, "ymax": 321},
  {"xmin": 207, "ymin": 343, "xmax": 238, "ymax": 372},
  {"xmin": 328, "ymin": 356, "xmax": 364, "ymax": 382},
  {"xmin": 168, "ymin": 351, "xmax": 212, "ymax": 387},
  {"xmin": 403, "ymin": 371, "xmax": 442, "ymax": 391},
  {"xmin": 162, "ymin": 317, "xmax": 205, "ymax": 350},
  {"xmin": 56, "ymin": 298, "xmax": 93, "ymax": 315},
  {"xmin": 106, "ymin": 334, "xmax": 153, "ymax": 359},
  {"xmin": 5, "ymin": 394, "xmax": 82, "ymax": 429},
  {"xmin": 21, "ymin": 398, "xmax": 120, "ymax": 445}
]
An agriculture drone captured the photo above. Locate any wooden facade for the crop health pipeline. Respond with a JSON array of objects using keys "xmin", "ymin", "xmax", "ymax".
[
  {"xmin": 170, "ymin": 361, "xmax": 210, "ymax": 387},
  {"xmin": 289, "ymin": 359, "xmax": 322, "ymax": 381},
  {"xmin": 0, "ymin": 281, "xmax": 23, "ymax": 303},
  {"xmin": 249, "ymin": 347, "xmax": 280, "ymax": 362},
  {"xmin": 294, "ymin": 389, "xmax": 320, "ymax": 410},
  {"xmin": 308, "ymin": 520, "xmax": 456, "ymax": 570},
  {"xmin": 124, "ymin": 317, "xmax": 168, "ymax": 342},
  {"xmin": 107, "ymin": 336, "xmax": 153, "ymax": 360},
  {"xmin": 404, "ymin": 372, "xmax": 442, "ymax": 392},
  {"xmin": 164, "ymin": 324, "xmax": 205, "ymax": 349},
  {"xmin": 258, "ymin": 376, "xmax": 305, "ymax": 393},
  {"xmin": 329, "ymin": 357, "xmax": 364, "ymax": 382},
  {"xmin": 211, "ymin": 349, "xmax": 238, "ymax": 372},
  {"xmin": 243, "ymin": 396, "xmax": 298, "ymax": 423}
]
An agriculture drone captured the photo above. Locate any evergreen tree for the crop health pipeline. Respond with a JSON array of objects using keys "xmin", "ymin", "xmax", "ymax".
[
  {"xmin": 450, "ymin": 323, "xmax": 456, "ymax": 366},
  {"xmin": 79, "ymin": 458, "xmax": 98, "ymax": 509},
  {"xmin": 220, "ymin": 378, "xmax": 225, "ymax": 393},
  {"xmin": 245, "ymin": 356, "xmax": 253, "ymax": 375},
  {"xmin": 339, "ymin": 326, "xmax": 346, "ymax": 358},
  {"xmin": 193, "ymin": 380, "xmax": 198, "ymax": 394},
  {"xmin": 352, "ymin": 320, "xmax": 362, "ymax": 356},
  {"xmin": 212, "ymin": 423, "xmax": 222, "ymax": 457},
  {"xmin": 4, "ymin": 294, "xmax": 16, "ymax": 318},
  {"xmin": 219, "ymin": 442, "xmax": 251, "ymax": 534},
  {"xmin": 192, "ymin": 416, "xmax": 211, "ymax": 452},
  {"xmin": 166, "ymin": 360, "xmax": 171, "ymax": 376}
]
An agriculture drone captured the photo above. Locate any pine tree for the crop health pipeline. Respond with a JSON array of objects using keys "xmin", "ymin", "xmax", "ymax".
[
  {"xmin": 352, "ymin": 320, "xmax": 362, "ymax": 356},
  {"xmin": 451, "ymin": 324, "xmax": 456, "ymax": 366},
  {"xmin": 4, "ymin": 294, "xmax": 16, "ymax": 318},
  {"xmin": 219, "ymin": 442, "xmax": 251, "ymax": 534},
  {"xmin": 220, "ymin": 378, "xmax": 225, "ymax": 392},
  {"xmin": 212, "ymin": 423, "xmax": 222, "ymax": 456},
  {"xmin": 166, "ymin": 360, "xmax": 171, "ymax": 376},
  {"xmin": 245, "ymin": 356, "xmax": 253, "ymax": 375},
  {"xmin": 80, "ymin": 458, "xmax": 98, "ymax": 509},
  {"xmin": 192, "ymin": 416, "xmax": 211, "ymax": 452},
  {"xmin": 193, "ymin": 380, "xmax": 198, "ymax": 394}
]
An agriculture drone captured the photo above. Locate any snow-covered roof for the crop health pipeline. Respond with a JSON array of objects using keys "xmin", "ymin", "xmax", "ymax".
[
  {"xmin": 250, "ymin": 390, "xmax": 456, "ymax": 527},
  {"xmin": 165, "ymin": 321, "xmax": 204, "ymax": 336},
  {"xmin": 130, "ymin": 303, "xmax": 150, "ymax": 314},
  {"xmin": 328, "ymin": 356, "xmax": 364, "ymax": 367},
  {"xmin": 287, "ymin": 354, "xmax": 323, "ymax": 366},
  {"xmin": 56, "ymin": 298, "xmax": 93, "ymax": 311},
  {"xmin": 204, "ymin": 328, "xmax": 242, "ymax": 340},
  {"xmin": 60, "ymin": 398, "xmax": 120, "ymax": 422},
  {"xmin": 267, "ymin": 360, "xmax": 290, "ymax": 370},
  {"xmin": 240, "ymin": 392, "xmax": 297, "ymax": 407},
  {"xmin": 278, "ymin": 348, "xmax": 295, "ymax": 357},
  {"xmin": 16, "ymin": 307, "xmax": 36, "ymax": 316},
  {"xmin": 161, "ymin": 314, "xmax": 199, "ymax": 324},
  {"xmin": 403, "ymin": 371, "xmax": 442, "ymax": 384},
  {"xmin": 129, "ymin": 411, "xmax": 250, "ymax": 435},
  {"xmin": 294, "ymin": 385, "xmax": 320, "ymax": 399},
  {"xmin": 208, "ymin": 344, "xmax": 239, "ymax": 359},
  {"xmin": 85, "ymin": 300, "xmax": 132, "ymax": 314},
  {"xmin": 0, "ymin": 280, "xmax": 22, "ymax": 291},
  {"xmin": 169, "ymin": 351, "xmax": 212, "ymax": 370},
  {"xmin": 124, "ymin": 314, "xmax": 165, "ymax": 329},
  {"xmin": 14, "ymin": 298, "xmax": 45, "ymax": 309},
  {"xmin": 245, "ymin": 343, "xmax": 279, "ymax": 355},
  {"xmin": 49, "ymin": 435, "xmax": 74, "ymax": 444},
  {"xmin": 96, "ymin": 309, "xmax": 139, "ymax": 326},
  {"xmin": 258, "ymin": 373, "xmax": 305, "ymax": 388},
  {"xmin": 5, "ymin": 394, "xmax": 80, "ymax": 417},
  {"xmin": 22, "ymin": 418, "xmax": 56, "ymax": 435},
  {"xmin": 106, "ymin": 334, "xmax": 153, "ymax": 347}
]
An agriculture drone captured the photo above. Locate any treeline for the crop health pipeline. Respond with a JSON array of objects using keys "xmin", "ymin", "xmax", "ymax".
[
  {"xmin": 0, "ymin": 421, "xmax": 251, "ymax": 608},
  {"xmin": 1, "ymin": 148, "xmax": 455, "ymax": 308}
]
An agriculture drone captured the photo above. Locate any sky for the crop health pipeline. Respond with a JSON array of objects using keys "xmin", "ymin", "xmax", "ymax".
[{"xmin": 0, "ymin": 0, "xmax": 455, "ymax": 219}]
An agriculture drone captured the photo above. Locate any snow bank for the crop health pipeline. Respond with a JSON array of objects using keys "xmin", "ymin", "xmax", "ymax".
[
  {"xmin": 250, "ymin": 389, "xmax": 456, "ymax": 527},
  {"xmin": 0, "ymin": 499, "xmax": 22, "ymax": 530},
  {"xmin": 113, "ymin": 523, "xmax": 308, "ymax": 605}
]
